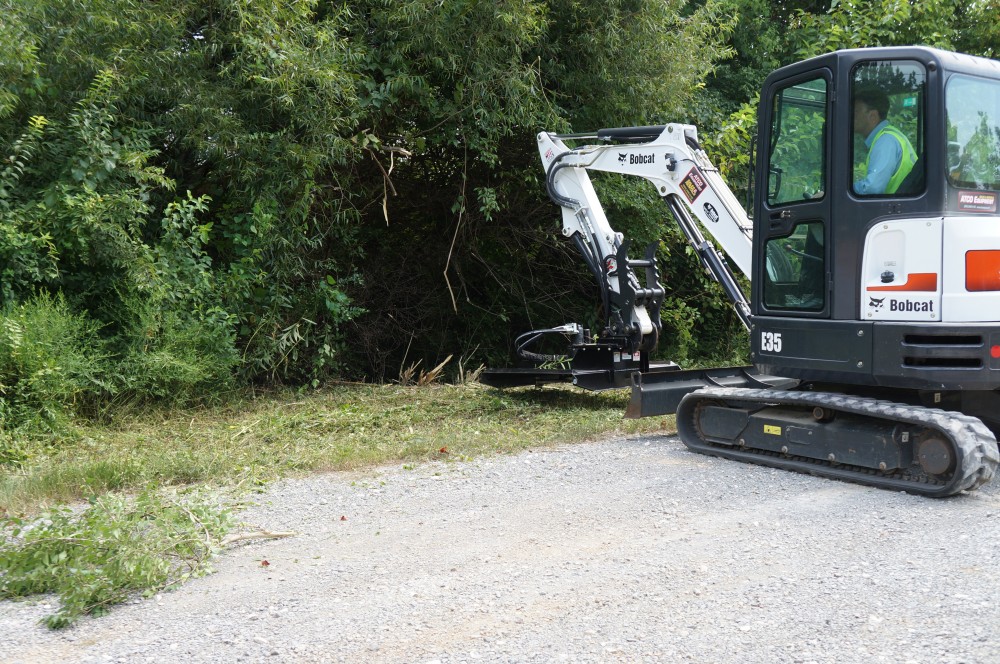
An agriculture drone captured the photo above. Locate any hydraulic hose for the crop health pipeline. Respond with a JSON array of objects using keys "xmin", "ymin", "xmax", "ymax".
[{"xmin": 515, "ymin": 325, "xmax": 583, "ymax": 364}]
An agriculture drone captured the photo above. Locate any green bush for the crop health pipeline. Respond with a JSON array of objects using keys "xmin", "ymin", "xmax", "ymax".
[
  {"xmin": 0, "ymin": 293, "xmax": 108, "ymax": 445},
  {"xmin": 110, "ymin": 192, "xmax": 240, "ymax": 405},
  {"xmin": 115, "ymin": 300, "xmax": 238, "ymax": 406}
]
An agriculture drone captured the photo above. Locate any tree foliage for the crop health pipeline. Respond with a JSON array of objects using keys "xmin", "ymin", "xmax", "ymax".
[
  {"xmin": 789, "ymin": 0, "xmax": 959, "ymax": 57},
  {"xmin": 1, "ymin": 0, "xmax": 999, "ymax": 433}
]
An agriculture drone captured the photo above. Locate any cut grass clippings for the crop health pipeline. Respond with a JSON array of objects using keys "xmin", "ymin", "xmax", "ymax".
[
  {"xmin": 0, "ymin": 383, "xmax": 674, "ymax": 515},
  {"xmin": 0, "ymin": 486, "xmax": 231, "ymax": 628},
  {"xmin": 0, "ymin": 382, "xmax": 674, "ymax": 627}
]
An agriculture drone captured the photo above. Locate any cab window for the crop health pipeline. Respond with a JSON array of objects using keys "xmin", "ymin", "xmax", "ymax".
[
  {"xmin": 763, "ymin": 221, "xmax": 825, "ymax": 312},
  {"xmin": 851, "ymin": 60, "xmax": 926, "ymax": 197},
  {"xmin": 764, "ymin": 76, "xmax": 827, "ymax": 312},
  {"xmin": 767, "ymin": 78, "xmax": 827, "ymax": 206},
  {"xmin": 946, "ymin": 74, "xmax": 1000, "ymax": 191}
]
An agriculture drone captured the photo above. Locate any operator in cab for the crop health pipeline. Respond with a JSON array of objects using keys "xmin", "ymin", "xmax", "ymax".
[{"xmin": 853, "ymin": 88, "xmax": 917, "ymax": 195}]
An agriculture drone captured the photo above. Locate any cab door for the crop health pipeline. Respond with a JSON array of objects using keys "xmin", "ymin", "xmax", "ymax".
[
  {"xmin": 754, "ymin": 71, "xmax": 833, "ymax": 320},
  {"xmin": 751, "ymin": 67, "xmax": 874, "ymax": 383}
]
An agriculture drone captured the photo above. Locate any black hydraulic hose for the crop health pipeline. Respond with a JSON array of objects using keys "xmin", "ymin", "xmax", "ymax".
[
  {"xmin": 573, "ymin": 232, "xmax": 610, "ymax": 318},
  {"xmin": 515, "ymin": 331, "xmax": 555, "ymax": 363},
  {"xmin": 515, "ymin": 326, "xmax": 580, "ymax": 364},
  {"xmin": 571, "ymin": 232, "xmax": 600, "ymax": 278},
  {"xmin": 545, "ymin": 152, "xmax": 580, "ymax": 209}
]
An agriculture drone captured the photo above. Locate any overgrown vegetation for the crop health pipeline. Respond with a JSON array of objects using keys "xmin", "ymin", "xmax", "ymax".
[{"xmin": 0, "ymin": 0, "xmax": 739, "ymax": 447}]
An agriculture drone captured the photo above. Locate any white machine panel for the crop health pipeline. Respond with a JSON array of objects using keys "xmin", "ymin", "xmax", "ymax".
[
  {"xmin": 860, "ymin": 218, "xmax": 942, "ymax": 322},
  {"xmin": 942, "ymin": 216, "xmax": 1000, "ymax": 322}
]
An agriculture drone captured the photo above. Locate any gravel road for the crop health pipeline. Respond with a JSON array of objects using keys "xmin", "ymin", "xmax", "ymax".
[{"xmin": 3, "ymin": 433, "xmax": 1000, "ymax": 664}]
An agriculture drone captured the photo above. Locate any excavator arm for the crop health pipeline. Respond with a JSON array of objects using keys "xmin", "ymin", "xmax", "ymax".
[
  {"xmin": 480, "ymin": 123, "xmax": 767, "ymax": 392},
  {"xmin": 538, "ymin": 124, "xmax": 753, "ymax": 333}
]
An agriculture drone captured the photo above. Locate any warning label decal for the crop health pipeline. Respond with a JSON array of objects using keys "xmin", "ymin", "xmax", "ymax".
[{"xmin": 679, "ymin": 168, "xmax": 708, "ymax": 203}]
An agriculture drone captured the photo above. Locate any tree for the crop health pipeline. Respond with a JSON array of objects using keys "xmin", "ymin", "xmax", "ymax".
[
  {"xmin": 788, "ymin": 0, "xmax": 959, "ymax": 57},
  {"xmin": 1, "ymin": 0, "xmax": 365, "ymax": 390},
  {"xmin": 340, "ymin": 0, "xmax": 738, "ymax": 377}
]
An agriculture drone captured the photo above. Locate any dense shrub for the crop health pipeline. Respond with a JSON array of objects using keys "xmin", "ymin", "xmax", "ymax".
[
  {"xmin": 1, "ymin": 0, "xmax": 997, "ymax": 428},
  {"xmin": 0, "ymin": 293, "xmax": 107, "ymax": 462}
]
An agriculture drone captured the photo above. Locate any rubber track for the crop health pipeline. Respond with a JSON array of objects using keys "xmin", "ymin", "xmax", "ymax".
[{"xmin": 676, "ymin": 387, "xmax": 1000, "ymax": 497}]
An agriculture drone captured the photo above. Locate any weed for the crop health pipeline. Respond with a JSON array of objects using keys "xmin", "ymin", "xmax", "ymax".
[
  {"xmin": 0, "ymin": 292, "xmax": 109, "ymax": 443},
  {"xmin": 0, "ymin": 485, "xmax": 231, "ymax": 628}
]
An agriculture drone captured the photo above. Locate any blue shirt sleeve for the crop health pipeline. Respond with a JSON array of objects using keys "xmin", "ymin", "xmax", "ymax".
[{"xmin": 854, "ymin": 122, "xmax": 903, "ymax": 195}]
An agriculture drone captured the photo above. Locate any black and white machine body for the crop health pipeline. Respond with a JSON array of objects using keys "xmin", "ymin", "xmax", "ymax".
[{"xmin": 483, "ymin": 46, "xmax": 1000, "ymax": 497}]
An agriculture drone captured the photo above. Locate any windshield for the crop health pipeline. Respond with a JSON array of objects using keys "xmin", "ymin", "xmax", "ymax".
[{"xmin": 946, "ymin": 74, "xmax": 1000, "ymax": 191}]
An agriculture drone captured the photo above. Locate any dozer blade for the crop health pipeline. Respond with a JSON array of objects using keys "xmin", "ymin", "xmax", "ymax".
[{"xmin": 625, "ymin": 366, "xmax": 797, "ymax": 418}]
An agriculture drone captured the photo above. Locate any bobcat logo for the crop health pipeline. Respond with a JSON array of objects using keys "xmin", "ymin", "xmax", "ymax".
[
  {"xmin": 868, "ymin": 296, "xmax": 886, "ymax": 311},
  {"xmin": 618, "ymin": 153, "xmax": 628, "ymax": 164},
  {"xmin": 703, "ymin": 202, "xmax": 720, "ymax": 223}
]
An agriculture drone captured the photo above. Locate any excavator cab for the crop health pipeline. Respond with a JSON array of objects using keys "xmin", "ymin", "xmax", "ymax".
[{"xmin": 751, "ymin": 48, "xmax": 1000, "ymax": 409}]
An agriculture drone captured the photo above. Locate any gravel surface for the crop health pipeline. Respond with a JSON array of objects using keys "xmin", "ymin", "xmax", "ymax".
[{"xmin": 3, "ymin": 433, "xmax": 1000, "ymax": 663}]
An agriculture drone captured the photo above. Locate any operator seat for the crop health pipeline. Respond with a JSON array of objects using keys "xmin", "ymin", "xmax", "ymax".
[{"xmin": 895, "ymin": 156, "xmax": 925, "ymax": 196}]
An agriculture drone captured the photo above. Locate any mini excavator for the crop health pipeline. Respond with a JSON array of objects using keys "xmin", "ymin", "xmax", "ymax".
[{"xmin": 481, "ymin": 46, "xmax": 1000, "ymax": 496}]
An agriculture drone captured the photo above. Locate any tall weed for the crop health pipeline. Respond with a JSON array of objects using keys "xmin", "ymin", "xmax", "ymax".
[
  {"xmin": 113, "ymin": 294, "xmax": 238, "ymax": 407},
  {"xmin": 0, "ymin": 292, "xmax": 108, "ymax": 463},
  {"xmin": 106, "ymin": 191, "xmax": 240, "ymax": 405}
]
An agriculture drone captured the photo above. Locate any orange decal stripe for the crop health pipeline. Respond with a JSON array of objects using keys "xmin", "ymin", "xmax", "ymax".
[{"xmin": 867, "ymin": 272, "xmax": 938, "ymax": 292}]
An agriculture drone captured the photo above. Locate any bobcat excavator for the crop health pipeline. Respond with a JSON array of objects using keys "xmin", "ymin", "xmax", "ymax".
[{"xmin": 481, "ymin": 46, "xmax": 1000, "ymax": 497}]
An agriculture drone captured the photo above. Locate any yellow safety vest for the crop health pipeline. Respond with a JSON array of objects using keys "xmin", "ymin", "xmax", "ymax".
[{"xmin": 864, "ymin": 124, "xmax": 917, "ymax": 194}]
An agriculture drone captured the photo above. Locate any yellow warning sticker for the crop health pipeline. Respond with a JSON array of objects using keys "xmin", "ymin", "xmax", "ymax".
[{"xmin": 763, "ymin": 424, "xmax": 782, "ymax": 436}]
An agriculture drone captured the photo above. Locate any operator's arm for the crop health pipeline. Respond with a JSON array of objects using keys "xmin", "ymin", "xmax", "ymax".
[{"xmin": 854, "ymin": 132, "xmax": 902, "ymax": 195}]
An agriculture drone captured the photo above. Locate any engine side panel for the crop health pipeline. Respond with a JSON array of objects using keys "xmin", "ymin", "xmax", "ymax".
[
  {"xmin": 752, "ymin": 317, "xmax": 874, "ymax": 384},
  {"xmin": 860, "ymin": 217, "xmax": 942, "ymax": 322},
  {"xmin": 943, "ymin": 215, "xmax": 1000, "ymax": 321}
]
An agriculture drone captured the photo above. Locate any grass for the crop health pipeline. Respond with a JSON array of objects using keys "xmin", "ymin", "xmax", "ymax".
[
  {"xmin": 0, "ymin": 382, "xmax": 674, "ymax": 627},
  {"xmin": 0, "ymin": 383, "xmax": 674, "ymax": 515}
]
